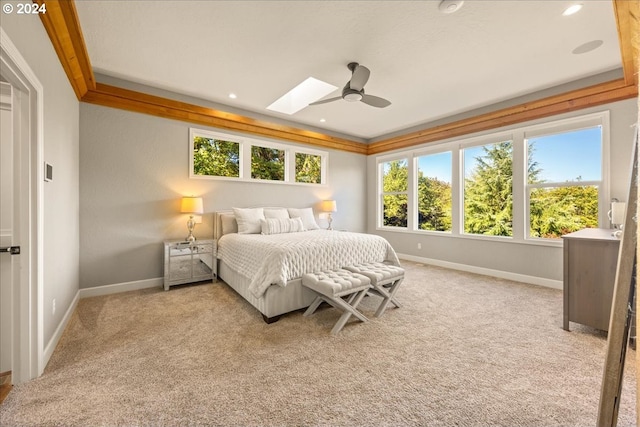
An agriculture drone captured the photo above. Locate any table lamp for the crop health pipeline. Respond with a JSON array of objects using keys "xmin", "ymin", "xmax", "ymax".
[
  {"xmin": 321, "ymin": 200, "xmax": 337, "ymax": 230},
  {"xmin": 181, "ymin": 196, "xmax": 203, "ymax": 242}
]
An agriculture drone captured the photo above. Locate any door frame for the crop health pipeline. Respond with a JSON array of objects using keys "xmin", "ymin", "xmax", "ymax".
[{"xmin": 0, "ymin": 28, "xmax": 44, "ymax": 383}]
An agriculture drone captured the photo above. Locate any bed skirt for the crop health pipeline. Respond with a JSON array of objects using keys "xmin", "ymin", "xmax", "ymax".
[{"xmin": 218, "ymin": 259, "xmax": 317, "ymax": 319}]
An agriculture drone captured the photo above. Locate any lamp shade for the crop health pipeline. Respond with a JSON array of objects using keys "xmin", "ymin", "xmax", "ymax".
[
  {"xmin": 321, "ymin": 200, "xmax": 337, "ymax": 212},
  {"xmin": 181, "ymin": 197, "xmax": 203, "ymax": 214}
]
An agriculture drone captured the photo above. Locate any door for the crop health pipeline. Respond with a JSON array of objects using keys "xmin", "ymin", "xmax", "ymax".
[{"xmin": 0, "ymin": 81, "xmax": 16, "ymax": 385}]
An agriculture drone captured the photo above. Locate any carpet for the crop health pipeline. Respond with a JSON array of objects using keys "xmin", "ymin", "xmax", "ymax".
[{"xmin": 0, "ymin": 261, "xmax": 636, "ymax": 426}]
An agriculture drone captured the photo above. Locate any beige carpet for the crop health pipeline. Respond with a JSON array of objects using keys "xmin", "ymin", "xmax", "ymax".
[{"xmin": 0, "ymin": 262, "xmax": 636, "ymax": 426}]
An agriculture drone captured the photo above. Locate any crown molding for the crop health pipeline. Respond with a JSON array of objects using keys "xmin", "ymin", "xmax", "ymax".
[
  {"xmin": 82, "ymin": 83, "xmax": 368, "ymax": 154},
  {"xmin": 368, "ymin": 79, "xmax": 637, "ymax": 154},
  {"xmin": 38, "ymin": 0, "xmax": 638, "ymax": 156},
  {"xmin": 35, "ymin": 0, "xmax": 95, "ymax": 99},
  {"xmin": 613, "ymin": 0, "xmax": 639, "ymax": 87}
]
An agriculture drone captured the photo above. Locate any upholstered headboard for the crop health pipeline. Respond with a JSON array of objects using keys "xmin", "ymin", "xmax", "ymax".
[{"xmin": 213, "ymin": 210, "xmax": 236, "ymax": 240}]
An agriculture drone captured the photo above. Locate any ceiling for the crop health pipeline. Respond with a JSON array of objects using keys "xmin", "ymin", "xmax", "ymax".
[{"xmin": 74, "ymin": 1, "xmax": 623, "ymax": 141}]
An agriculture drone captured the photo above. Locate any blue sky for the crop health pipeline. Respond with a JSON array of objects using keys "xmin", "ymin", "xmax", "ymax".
[{"xmin": 416, "ymin": 126, "xmax": 602, "ymax": 184}]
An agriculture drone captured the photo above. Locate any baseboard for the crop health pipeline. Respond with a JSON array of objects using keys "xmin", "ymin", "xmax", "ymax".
[
  {"xmin": 79, "ymin": 277, "xmax": 163, "ymax": 299},
  {"xmin": 43, "ymin": 290, "xmax": 79, "ymax": 369},
  {"xmin": 397, "ymin": 253, "xmax": 563, "ymax": 290}
]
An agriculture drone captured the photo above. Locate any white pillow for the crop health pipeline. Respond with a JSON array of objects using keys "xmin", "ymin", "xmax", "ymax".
[
  {"xmin": 233, "ymin": 207, "xmax": 265, "ymax": 234},
  {"xmin": 260, "ymin": 217, "xmax": 305, "ymax": 235},
  {"xmin": 287, "ymin": 208, "xmax": 319, "ymax": 230},
  {"xmin": 264, "ymin": 208, "xmax": 289, "ymax": 220}
]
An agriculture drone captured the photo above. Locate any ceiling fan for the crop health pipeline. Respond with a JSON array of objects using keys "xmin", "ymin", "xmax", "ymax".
[{"xmin": 309, "ymin": 62, "xmax": 391, "ymax": 108}]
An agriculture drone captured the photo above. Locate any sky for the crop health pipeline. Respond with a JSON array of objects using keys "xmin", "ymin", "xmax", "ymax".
[{"xmin": 416, "ymin": 126, "xmax": 602, "ymax": 184}]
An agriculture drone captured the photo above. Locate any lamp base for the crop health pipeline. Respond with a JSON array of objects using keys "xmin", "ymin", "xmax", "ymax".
[
  {"xmin": 186, "ymin": 215, "xmax": 197, "ymax": 242},
  {"xmin": 327, "ymin": 213, "xmax": 333, "ymax": 231}
]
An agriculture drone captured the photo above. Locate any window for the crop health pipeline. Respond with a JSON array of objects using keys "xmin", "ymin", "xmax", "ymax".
[
  {"xmin": 375, "ymin": 111, "xmax": 609, "ymax": 244},
  {"xmin": 381, "ymin": 159, "xmax": 408, "ymax": 228},
  {"xmin": 463, "ymin": 141, "xmax": 513, "ymax": 237},
  {"xmin": 251, "ymin": 145, "xmax": 285, "ymax": 181},
  {"xmin": 192, "ymin": 136, "xmax": 240, "ymax": 178},
  {"xmin": 190, "ymin": 128, "xmax": 327, "ymax": 185},
  {"xmin": 295, "ymin": 152, "xmax": 322, "ymax": 184},
  {"xmin": 417, "ymin": 152, "xmax": 452, "ymax": 232},
  {"xmin": 526, "ymin": 126, "xmax": 602, "ymax": 239}
]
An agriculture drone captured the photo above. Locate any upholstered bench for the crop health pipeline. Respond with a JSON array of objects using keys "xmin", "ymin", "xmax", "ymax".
[
  {"xmin": 302, "ymin": 269, "xmax": 372, "ymax": 334},
  {"xmin": 344, "ymin": 262, "xmax": 405, "ymax": 317}
]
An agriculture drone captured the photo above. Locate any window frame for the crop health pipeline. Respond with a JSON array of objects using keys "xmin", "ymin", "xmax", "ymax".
[
  {"xmin": 375, "ymin": 111, "xmax": 610, "ymax": 247},
  {"xmin": 523, "ymin": 118, "xmax": 607, "ymax": 241},
  {"xmin": 414, "ymin": 149, "xmax": 454, "ymax": 234},
  {"xmin": 378, "ymin": 157, "xmax": 410, "ymax": 230},
  {"xmin": 189, "ymin": 127, "xmax": 328, "ymax": 186}
]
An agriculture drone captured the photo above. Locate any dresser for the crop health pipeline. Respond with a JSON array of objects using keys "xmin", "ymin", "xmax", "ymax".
[{"xmin": 562, "ymin": 228, "xmax": 620, "ymax": 332}]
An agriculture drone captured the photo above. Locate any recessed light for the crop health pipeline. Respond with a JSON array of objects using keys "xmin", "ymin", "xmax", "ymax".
[
  {"xmin": 228, "ymin": 93, "xmax": 237, "ymax": 99},
  {"xmin": 320, "ymin": 118, "xmax": 326, "ymax": 123},
  {"xmin": 572, "ymin": 39, "xmax": 603, "ymax": 54},
  {"xmin": 438, "ymin": 0, "xmax": 464, "ymax": 14},
  {"xmin": 562, "ymin": 4, "xmax": 582, "ymax": 16}
]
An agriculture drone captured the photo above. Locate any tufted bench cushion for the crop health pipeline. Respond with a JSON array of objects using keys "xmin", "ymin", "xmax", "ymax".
[
  {"xmin": 344, "ymin": 262, "xmax": 404, "ymax": 317},
  {"xmin": 302, "ymin": 269, "xmax": 371, "ymax": 298},
  {"xmin": 302, "ymin": 269, "xmax": 372, "ymax": 334}
]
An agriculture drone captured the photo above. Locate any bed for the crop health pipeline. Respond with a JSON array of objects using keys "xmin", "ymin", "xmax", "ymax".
[{"xmin": 213, "ymin": 208, "xmax": 400, "ymax": 323}]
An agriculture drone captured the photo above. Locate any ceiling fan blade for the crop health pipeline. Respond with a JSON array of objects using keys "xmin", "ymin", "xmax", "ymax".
[
  {"xmin": 361, "ymin": 94, "xmax": 391, "ymax": 108},
  {"xmin": 309, "ymin": 96, "xmax": 342, "ymax": 106},
  {"xmin": 349, "ymin": 65, "xmax": 370, "ymax": 91}
]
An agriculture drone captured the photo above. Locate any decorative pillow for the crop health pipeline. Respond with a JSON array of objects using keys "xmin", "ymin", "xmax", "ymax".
[
  {"xmin": 260, "ymin": 217, "xmax": 305, "ymax": 235},
  {"xmin": 233, "ymin": 207, "xmax": 265, "ymax": 234},
  {"xmin": 287, "ymin": 207, "xmax": 320, "ymax": 230},
  {"xmin": 264, "ymin": 208, "xmax": 290, "ymax": 220},
  {"xmin": 220, "ymin": 213, "xmax": 238, "ymax": 236}
]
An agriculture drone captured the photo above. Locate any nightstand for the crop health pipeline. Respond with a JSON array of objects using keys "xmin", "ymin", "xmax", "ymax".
[{"xmin": 163, "ymin": 239, "xmax": 217, "ymax": 291}]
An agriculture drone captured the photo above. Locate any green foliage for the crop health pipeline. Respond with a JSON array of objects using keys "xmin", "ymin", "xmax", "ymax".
[
  {"xmin": 464, "ymin": 142, "xmax": 514, "ymax": 236},
  {"xmin": 417, "ymin": 174, "xmax": 451, "ymax": 231},
  {"xmin": 295, "ymin": 153, "xmax": 322, "ymax": 183},
  {"xmin": 382, "ymin": 160, "xmax": 408, "ymax": 227},
  {"xmin": 251, "ymin": 146, "xmax": 285, "ymax": 181},
  {"xmin": 530, "ymin": 186, "xmax": 598, "ymax": 238},
  {"xmin": 193, "ymin": 137, "xmax": 240, "ymax": 177}
]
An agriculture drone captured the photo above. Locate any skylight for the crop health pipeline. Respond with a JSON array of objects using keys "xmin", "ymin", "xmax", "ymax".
[{"xmin": 267, "ymin": 77, "xmax": 338, "ymax": 115}]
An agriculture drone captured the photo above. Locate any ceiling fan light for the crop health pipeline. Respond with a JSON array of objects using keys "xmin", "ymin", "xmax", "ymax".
[{"xmin": 344, "ymin": 92, "xmax": 363, "ymax": 102}]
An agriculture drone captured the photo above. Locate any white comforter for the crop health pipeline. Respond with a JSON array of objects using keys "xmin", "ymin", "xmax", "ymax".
[{"xmin": 218, "ymin": 230, "xmax": 400, "ymax": 298}]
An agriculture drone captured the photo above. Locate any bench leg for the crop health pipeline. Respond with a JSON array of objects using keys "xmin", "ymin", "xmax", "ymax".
[
  {"xmin": 331, "ymin": 289, "xmax": 369, "ymax": 334},
  {"xmin": 304, "ymin": 296, "xmax": 324, "ymax": 317},
  {"xmin": 373, "ymin": 278, "xmax": 404, "ymax": 317}
]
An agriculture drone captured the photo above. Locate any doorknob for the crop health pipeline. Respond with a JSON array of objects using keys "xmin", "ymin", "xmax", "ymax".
[{"xmin": 0, "ymin": 246, "xmax": 20, "ymax": 255}]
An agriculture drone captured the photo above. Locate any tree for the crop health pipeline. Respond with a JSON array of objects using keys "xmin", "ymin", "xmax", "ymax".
[
  {"xmin": 193, "ymin": 137, "xmax": 240, "ymax": 177},
  {"xmin": 383, "ymin": 160, "xmax": 408, "ymax": 227},
  {"xmin": 529, "ymin": 184, "xmax": 598, "ymax": 238},
  {"xmin": 251, "ymin": 146, "xmax": 284, "ymax": 180},
  {"xmin": 295, "ymin": 153, "xmax": 321, "ymax": 183},
  {"xmin": 464, "ymin": 142, "xmax": 515, "ymax": 236},
  {"xmin": 417, "ymin": 174, "xmax": 451, "ymax": 231}
]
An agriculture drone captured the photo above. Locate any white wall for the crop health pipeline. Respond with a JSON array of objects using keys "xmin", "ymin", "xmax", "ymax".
[
  {"xmin": 367, "ymin": 98, "xmax": 638, "ymax": 284},
  {"xmin": 79, "ymin": 104, "xmax": 367, "ymax": 289},
  {"xmin": 1, "ymin": 14, "xmax": 80, "ymax": 347}
]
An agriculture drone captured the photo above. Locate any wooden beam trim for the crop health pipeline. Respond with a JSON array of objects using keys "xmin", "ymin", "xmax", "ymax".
[
  {"xmin": 367, "ymin": 83, "xmax": 638, "ymax": 155},
  {"xmin": 91, "ymin": 83, "xmax": 362, "ymax": 149},
  {"xmin": 613, "ymin": 0, "xmax": 639, "ymax": 86},
  {"xmin": 82, "ymin": 87, "xmax": 368, "ymax": 154},
  {"xmin": 370, "ymin": 79, "xmax": 628, "ymax": 151},
  {"xmin": 35, "ymin": 0, "xmax": 95, "ymax": 100}
]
